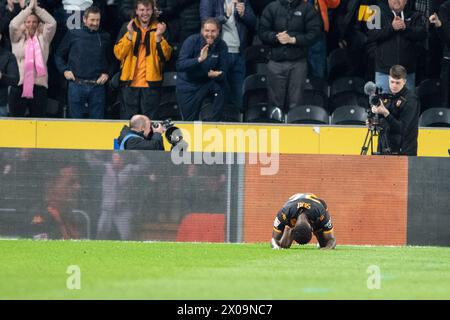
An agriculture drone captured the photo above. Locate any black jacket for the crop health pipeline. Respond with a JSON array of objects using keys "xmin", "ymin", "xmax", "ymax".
[
  {"xmin": 118, "ymin": 125, "xmax": 165, "ymax": 151},
  {"xmin": 55, "ymin": 27, "xmax": 115, "ymax": 80},
  {"xmin": 367, "ymin": 4, "xmax": 427, "ymax": 74},
  {"xmin": 140, "ymin": 0, "xmax": 200, "ymax": 44},
  {"xmin": 378, "ymin": 86, "xmax": 420, "ymax": 156},
  {"xmin": 0, "ymin": 47, "xmax": 19, "ymax": 106},
  {"xmin": 259, "ymin": 0, "xmax": 321, "ymax": 62},
  {"xmin": 435, "ymin": 1, "xmax": 450, "ymax": 58},
  {"xmin": 176, "ymin": 0, "xmax": 201, "ymax": 43}
]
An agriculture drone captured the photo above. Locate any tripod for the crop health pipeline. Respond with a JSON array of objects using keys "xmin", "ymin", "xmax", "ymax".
[
  {"xmin": 361, "ymin": 124, "xmax": 391, "ymax": 155},
  {"xmin": 360, "ymin": 125, "xmax": 379, "ymax": 155}
]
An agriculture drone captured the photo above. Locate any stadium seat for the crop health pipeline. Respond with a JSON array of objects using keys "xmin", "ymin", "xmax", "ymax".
[
  {"xmin": 287, "ymin": 105, "xmax": 329, "ymax": 124},
  {"xmin": 164, "ymin": 43, "xmax": 180, "ymax": 72},
  {"xmin": 303, "ymin": 77, "xmax": 329, "ymax": 109},
  {"xmin": 328, "ymin": 77, "xmax": 367, "ymax": 113},
  {"xmin": 244, "ymin": 45, "xmax": 270, "ymax": 64},
  {"xmin": 417, "ymin": 79, "xmax": 445, "ymax": 112},
  {"xmin": 243, "ymin": 74, "xmax": 268, "ymax": 109},
  {"xmin": 327, "ymin": 48, "xmax": 352, "ymax": 83},
  {"xmin": 154, "ymin": 102, "xmax": 182, "ymax": 121},
  {"xmin": 176, "ymin": 213, "xmax": 225, "ymax": 242},
  {"xmin": 419, "ymin": 107, "xmax": 450, "ymax": 127},
  {"xmin": 244, "ymin": 103, "xmax": 284, "ymax": 123},
  {"xmin": 245, "ymin": 45, "xmax": 270, "ymax": 76},
  {"xmin": 221, "ymin": 105, "xmax": 243, "ymax": 122},
  {"xmin": 331, "ymin": 105, "xmax": 367, "ymax": 125},
  {"xmin": 199, "ymin": 102, "xmax": 242, "ymax": 122},
  {"xmin": 160, "ymin": 72, "xmax": 178, "ymax": 104}
]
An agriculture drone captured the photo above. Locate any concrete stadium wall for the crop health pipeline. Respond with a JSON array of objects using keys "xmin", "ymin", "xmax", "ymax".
[{"xmin": 1, "ymin": 119, "xmax": 449, "ymax": 156}]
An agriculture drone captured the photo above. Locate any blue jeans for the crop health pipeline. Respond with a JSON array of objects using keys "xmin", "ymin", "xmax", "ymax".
[
  {"xmin": 0, "ymin": 106, "xmax": 7, "ymax": 117},
  {"xmin": 307, "ymin": 33, "xmax": 327, "ymax": 79},
  {"xmin": 226, "ymin": 53, "xmax": 246, "ymax": 110},
  {"xmin": 68, "ymin": 81, "xmax": 105, "ymax": 119},
  {"xmin": 375, "ymin": 72, "xmax": 416, "ymax": 94}
]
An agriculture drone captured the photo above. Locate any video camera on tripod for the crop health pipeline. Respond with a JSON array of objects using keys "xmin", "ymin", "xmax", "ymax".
[
  {"xmin": 361, "ymin": 82, "xmax": 394, "ymax": 155},
  {"xmin": 363, "ymin": 82, "xmax": 394, "ymax": 127}
]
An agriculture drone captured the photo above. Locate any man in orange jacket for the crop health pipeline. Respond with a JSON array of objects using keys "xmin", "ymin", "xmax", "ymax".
[
  {"xmin": 114, "ymin": 0, "xmax": 172, "ymax": 120},
  {"xmin": 306, "ymin": 0, "xmax": 341, "ymax": 79}
]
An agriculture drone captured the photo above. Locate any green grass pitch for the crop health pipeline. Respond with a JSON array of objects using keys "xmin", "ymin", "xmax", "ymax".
[{"xmin": 1, "ymin": 240, "xmax": 449, "ymax": 299}]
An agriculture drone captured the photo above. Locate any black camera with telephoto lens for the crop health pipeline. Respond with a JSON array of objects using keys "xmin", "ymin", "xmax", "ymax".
[
  {"xmin": 152, "ymin": 119, "xmax": 187, "ymax": 150},
  {"xmin": 152, "ymin": 118, "xmax": 174, "ymax": 130}
]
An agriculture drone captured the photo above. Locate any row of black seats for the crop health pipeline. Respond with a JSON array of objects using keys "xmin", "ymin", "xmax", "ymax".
[
  {"xmin": 159, "ymin": 72, "xmax": 367, "ymax": 115},
  {"xmin": 154, "ymin": 98, "xmax": 450, "ymax": 127},
  {"xmin": 245, "ymin": 46, "xmax": 363, "ymax": 82}
]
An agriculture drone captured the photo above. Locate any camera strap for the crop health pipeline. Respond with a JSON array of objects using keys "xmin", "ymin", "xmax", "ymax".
[{"xmin": 119, "ymin": 133, "xmax": 144, "ymax": 150}]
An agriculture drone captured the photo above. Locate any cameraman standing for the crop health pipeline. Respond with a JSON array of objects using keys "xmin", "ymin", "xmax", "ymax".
[
  {"xmin": 371, "ymin": 65, "xmax": 420, "ymax": 156},
  {"xmin": 118, "ymin": 114, "xmax": 166, "ymax": 150}
]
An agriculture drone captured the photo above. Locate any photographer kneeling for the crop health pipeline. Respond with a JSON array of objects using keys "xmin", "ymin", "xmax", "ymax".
[
  {"xmin": 370, "ymin": 65, "xmax": 420, "ymax": 156},
  {"xmin": 118, "ymin": 114, "xmax": 166, "ymax": 150}
]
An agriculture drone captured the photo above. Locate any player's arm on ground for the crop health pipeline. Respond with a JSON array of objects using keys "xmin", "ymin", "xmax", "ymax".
[
  {"xmin": 314, "ymin": 229, "xmax": 336, "ymax": 249},
  {"xmin": 271, "ymin": 212, "xmax": 294, "ymax": 249},
  {"xmin": 315, "ymin": 211, "xmax": 336, "ymax": 249},
  {"xmin": 272, "ymin": 226, "xmax": 295, "ymax": 249}
]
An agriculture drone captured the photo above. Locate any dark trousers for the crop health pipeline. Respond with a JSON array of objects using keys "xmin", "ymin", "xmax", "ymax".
[
  {"xmin": 267, "ymin": 59, "xmax": 307, "ymax": 110},
  {"xmin": 68, "ymin": 81, "xmax": 105, "ymax": 119},
  {"xmin": 177, "ymin": 81, "xmax": 225, "ymax": 121},
  {"xmin": 9, "ymin": 85, "xmax": 47, "ymax": 117},
  {"xmin": 307, "ymin": 33, "xmax": 327, "ymax": 79},
  {"xmin": 120, "ymin": 86, "xmax": 161, "ymax": 120},
  {"xmin": 441, "ymin": 57, "xmax": 450, "ymax": 108},
  {"xmin": 226, "ymin": 53, "xmax": 246, "ymax": 110}
]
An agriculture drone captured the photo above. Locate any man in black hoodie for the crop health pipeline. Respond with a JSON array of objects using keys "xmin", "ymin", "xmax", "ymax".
[
  {"xmin": 259, "ymin": 0, "xmax": 321, "ymax": 111},
  {"xmin": 55, "ymin": 6, "xmax": 115, "ymax": 119},
  {"xmin": 118, "ymin": 114, "xmax": 166, "ymax": 150},
  {"xmin": 0, "ymin": 31, "xmax": 20, "ymax": 117}
]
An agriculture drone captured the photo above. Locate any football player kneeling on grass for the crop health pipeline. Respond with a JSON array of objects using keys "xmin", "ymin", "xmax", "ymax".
[{"xmin": 271, "ymin": 193, "xmax": 336, "ymax": 250}]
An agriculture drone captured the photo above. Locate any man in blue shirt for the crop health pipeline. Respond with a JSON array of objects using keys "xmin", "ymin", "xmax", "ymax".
[{"xmin": 176, "ymin": 18, "xmax": 228, "ymax": 121}]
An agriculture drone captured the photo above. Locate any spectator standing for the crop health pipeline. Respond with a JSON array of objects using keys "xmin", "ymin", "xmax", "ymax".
[
  {"xmin": 200, "ymin": 0, "xmax": 257, "ymax": 112},
  {"xmin": 367, "ymin": 0, "xmax": 427, "ymax": 93},
  {"xmin": 259, "ymin": 0, "xmax": 321, "ymax": 110},
  {"xmin": 114, "ymin": 0, "xmax": 172, "ymax": 120},
  {"xmin": 306, "ymin": 0, "xmax": 340, "ymax": 79},
  {"xmin": 176, "ymin": 18, "xmax": 228, "ymax": 121},
  {"xmin": 1, "ymin": 0, "xmax": 25, "ymax": 51},
  {"xmin": 9, "ymin": 0, "xmax": 56, "ymax": 117},
  {"xmin": 429, "ymin": 1, "xmax": 450, "ymax": 106},
  {"xmin": 55, "ymin": 6, "xmax": 114, "ymax": 119},
  {"xmin": 0, "ymin": 30, "xmax": 20, "ymax": 116}
]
